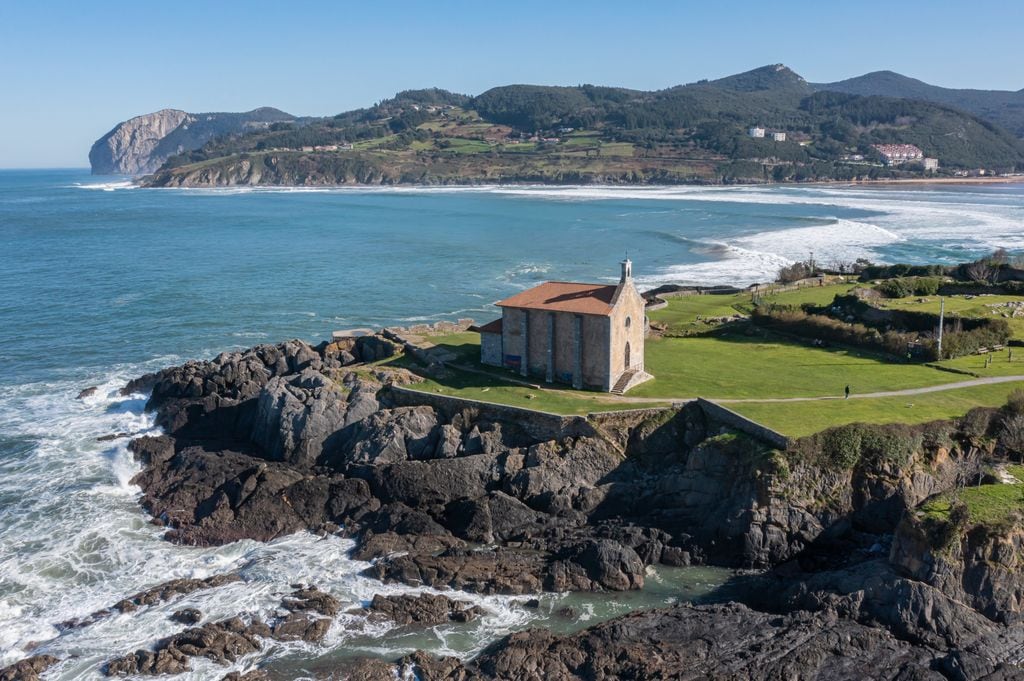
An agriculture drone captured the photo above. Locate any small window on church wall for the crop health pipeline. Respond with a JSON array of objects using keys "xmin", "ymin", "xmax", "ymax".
[{"xmin": 625, "ymin": 316, "xmax": 631, "ymax": 328}]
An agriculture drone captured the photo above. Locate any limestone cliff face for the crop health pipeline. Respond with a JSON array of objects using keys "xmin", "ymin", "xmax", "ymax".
[
  {"xmin": 89, "ymin": 109, "xmax": 192, "ymax": 176},
  {"xmin": 89, "ymin": 107, "xmax": 295, "ymax": 176}
]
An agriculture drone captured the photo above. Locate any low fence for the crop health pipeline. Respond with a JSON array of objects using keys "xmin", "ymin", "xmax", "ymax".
[{"xmin": 696, "ymin": 398, "xmax": 790, "ymax": 450}]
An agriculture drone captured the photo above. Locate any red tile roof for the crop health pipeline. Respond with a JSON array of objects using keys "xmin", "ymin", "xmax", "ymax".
[{"xmin": 496, "ymin": 281, "xmax": 618, "ymax": 316}]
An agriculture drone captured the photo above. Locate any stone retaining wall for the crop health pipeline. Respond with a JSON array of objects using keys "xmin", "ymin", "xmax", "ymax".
[
  {"xmin": 696, "ymin": 398, "xmax": 790, "ymax": 449},
  {"xmin": 387, "ymin": 385, "xmax": 595, "ymax": 441}
]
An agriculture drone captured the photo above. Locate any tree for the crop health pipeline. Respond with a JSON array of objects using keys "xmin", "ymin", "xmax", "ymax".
[
  {"xmin": 999, "ymin": 414, "xmax": 1024, "ymax": 461},
  {"xmin": 965, "ymin": 258, "xmax": 997, "ymax": 284}
]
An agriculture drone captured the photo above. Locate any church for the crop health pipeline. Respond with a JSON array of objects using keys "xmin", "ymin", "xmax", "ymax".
[{"xmin": 475, "ymin": 260, "xmax": 651, "ymax": 393}]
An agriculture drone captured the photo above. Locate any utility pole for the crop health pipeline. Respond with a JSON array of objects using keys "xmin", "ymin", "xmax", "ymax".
[{"xmin": 937, "ymin": 296, "xmax": 945, "ymax": 360}]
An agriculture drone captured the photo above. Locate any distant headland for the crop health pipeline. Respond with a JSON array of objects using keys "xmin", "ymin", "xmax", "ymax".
[{"xmin": 89, "ymin": 64, "xmax": 1024, "ymax": 188}]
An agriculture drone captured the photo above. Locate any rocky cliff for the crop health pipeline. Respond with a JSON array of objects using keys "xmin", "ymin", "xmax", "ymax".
[
  {"xmin": 23, "ymin": 338, "xmax": 1023, "ymax": 679},
  {"xmin": 89, "ymin": 107, "xmax": 294, "ymax": 176}
]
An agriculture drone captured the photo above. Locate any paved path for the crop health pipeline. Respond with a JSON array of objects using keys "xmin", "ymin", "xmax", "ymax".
[
  {"xmin": 714, "ymin": 374, "xmax": 1024, "ymax": 404},
  {"xmin": 445, "ymin": 361, "xmax": 1024, "ymax": 407}
]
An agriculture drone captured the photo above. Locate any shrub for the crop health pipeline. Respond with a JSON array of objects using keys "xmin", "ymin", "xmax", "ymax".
[
  {"xmin": 998, "ymin": 414, "xmax": 1024, "ymax": 457},
  {"xmin": 859, "ymin": 263, "xmax": 945, "ymax": 281},
  {"xmin": 752, "ymin": 305, "xmax": 921, "ymax": 359},
  {"xmin": 819, "ymin": 425, "xmax": 864, "ymax": 468},
  {"xmin": 859, "ymin": 425, "xmax": 922, "ymax": 467},
  {"xmin": 876, "ymin": 278, "xmax": 914, "ymax": 298},
  {"xmin": 959, "ymin": 408, "xmax": 995, "ymax": 441},
  {"xmin": 939, "ymin": 319, "xmax": 1012, "ymax": 359},
  {"xmin": 778, "ymin": 261, "xmax": 814, "ymax": 284},
  {"xmin": 912, "ymin": 277, "xmax": 942, "ymax": 296},
  {"xmin": 875, "ymin": 276, "xmax": 943, "ymax": 298},
  {"xmin": 1006, "ymin": 389, "xmax": 1024, "ymax": 415},
  {"xmin": 922, "ymin": 421, "xmax": 955, "ymax": 452}
]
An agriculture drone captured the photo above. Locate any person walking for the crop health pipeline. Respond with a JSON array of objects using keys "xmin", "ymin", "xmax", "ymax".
[{"xmin": 844, "ymin": 385, "xmax": 850, "ymax": 400}]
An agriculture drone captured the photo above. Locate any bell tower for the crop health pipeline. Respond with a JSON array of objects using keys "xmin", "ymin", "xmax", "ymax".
[{"xmin": 620, "ymin": 258, "xmax": 632, "ymax": 284}]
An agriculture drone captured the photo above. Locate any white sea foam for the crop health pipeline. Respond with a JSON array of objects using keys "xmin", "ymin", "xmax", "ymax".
[
  {"xmin": 74, "ymin": 180, "xmax": 137, "ymax": 192},
  {"xmin": 0, "ymin": 362, "xmax": 652, "ymax": 678}
]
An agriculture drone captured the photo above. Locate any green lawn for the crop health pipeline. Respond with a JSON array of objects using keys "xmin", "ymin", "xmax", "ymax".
[
  {"xmin": 648, "ymin": 283, "xmax": 855, "ymax": 335},
  {"xmin": 935, "ymin": 347, "xmax": 1024, "ymax": 376},
  {"xmin": 647, "ymin": 294, "xmax": 747, "ymax": 335},
  {"xmin": 921, "ymin": 479, "xmax": 1024, "ymax": 527},
  {"xmin": 599, "ymin": 142, "xmax": 635, "ymax": 157},
  {"xmin": 876, "ymin": 293, "xmax": 1024, "ymax": 339},
  {"xmin": 730, "ymin": 382, "xmax": 1022, "ymax": 438},
  {"xmin": 630, "ymin": 334, "xmax": 955, "ymax": 400},
  {"xmin": 759, "ymin": 282, "xmax": 857, "ymax": 307},
  {"xmin": 444, "ymin": 138, "xmax": 491, "ymax": 154},
  {"xmin": 388, "ymin": 324, "xmax": 1024, "ymax": 432}
]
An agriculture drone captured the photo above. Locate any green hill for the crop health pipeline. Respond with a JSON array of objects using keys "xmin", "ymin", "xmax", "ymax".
[
  {"xmin": 815, "ymin": 70, "xmax": 1024, "ymax": 137},
  {"xmin": 140, "ymin": 65, "xmax": 1024, "ymax": 187}
]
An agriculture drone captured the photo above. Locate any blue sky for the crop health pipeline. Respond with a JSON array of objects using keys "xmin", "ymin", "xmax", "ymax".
[{"xmin": 1, "ymin": 0, "xmax": 1022, "ymax": 168}]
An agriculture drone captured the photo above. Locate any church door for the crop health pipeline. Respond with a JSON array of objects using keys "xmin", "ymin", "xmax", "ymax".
[{"xmin": 625, "ymin": 342, "xmax": 631, "ymax": 370}]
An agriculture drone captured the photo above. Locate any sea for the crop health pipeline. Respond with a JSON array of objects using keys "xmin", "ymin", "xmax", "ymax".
[{"xmin": 2, "ymin": 168, "xmax": 1023, "ymax": 679}]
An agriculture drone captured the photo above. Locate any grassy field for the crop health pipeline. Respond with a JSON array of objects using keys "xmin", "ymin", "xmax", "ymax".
[
  {"xmin": 386, "ymin": 293, "xmax": 1024, "ymax": 435},
  {"xmin": 730, "ymin": 382, "xmax": 1022, "ymax": 438},
  {"xmin": 935, "ymin": 347, "xmax": 1024, "ymax": 376},
  {"xmin": 921, "ymin": 477, "xmax": 1024, "ymax": 527},
  {"xmin": 647, "ymin": 283, "xmax": 855, "ymax": 335},
  {"xmin": 631, "ymin": 333, "xmax": 954, "ymax": 399},
  {"xmin": 876, "ymin": 293, "xmax": 1024, "ymax": 339}
]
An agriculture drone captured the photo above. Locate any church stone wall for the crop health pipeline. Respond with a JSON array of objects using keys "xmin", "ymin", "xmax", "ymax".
[
  {"xmin": 609, "ymin": 281, "xmax": 647, "ymax": 385},
  {"xmin": 501, "ymin": 308, "xmax": 526, "ymax": 371},
  {"xmin": 527, "ymin": 309, "xmax": 549, "ymax": 376},
  {"xmin": 581, "ymin": 315, "xmax": 611, "ymax": 390},
  {"xmin": 552, "ymin": 312, "xmax": 577, "ymax": 384}
]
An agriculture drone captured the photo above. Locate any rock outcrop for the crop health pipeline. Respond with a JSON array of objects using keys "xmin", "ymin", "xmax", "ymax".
[
  {"xmin": 0, "ymin": 655, "xmax": 59, "ymax": 681},
  {"xmin": 89, "ymin": 107, "xmax": 294, "ymax": 176},
  {"xmin": 113, "ymin": 338, "xmax": 1024, "ymax": 679}
]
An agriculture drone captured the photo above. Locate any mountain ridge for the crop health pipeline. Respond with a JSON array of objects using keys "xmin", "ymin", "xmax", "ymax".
[
  {"xmin": 89, "ymin": 64, "xmax": 1024, "ymax": 184},
  {"xmin": 814, "ymin": 70, "xmax": 1024, "ymax": 136}
]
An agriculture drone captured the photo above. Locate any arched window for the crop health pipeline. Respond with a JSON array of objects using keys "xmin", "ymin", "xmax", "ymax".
[{"xmin": 625, "ymin": 316, "xmax": 632, "ymax": 329}]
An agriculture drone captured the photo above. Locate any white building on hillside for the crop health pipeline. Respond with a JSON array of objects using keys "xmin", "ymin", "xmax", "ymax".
[{"xmin": 748, "ymin": 127, "xmax": 765, "ymax": 138}]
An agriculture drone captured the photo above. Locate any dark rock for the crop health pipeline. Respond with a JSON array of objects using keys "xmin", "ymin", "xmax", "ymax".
[
  {"xmin": 221, "ymin": 671, "xmax": 269, "ymax": 681},
  {"xmin": 104, "ymin": 617, "xmax": 266, "ymax": 676},
  {"xmin": 367, "ymin": 546, "xmax": 547, "ymax": 595},
  {"xmin": 170, "ymin": 608, "xmax": 203, "ymax": 625},
  {"xmin": 61, "ymin": 574, "xmax": 239, "ymax": 629},
  {"xmin": 0, "ymin": 655, "xmax": 59, "ymax": 681},
  {"xmin": 355, "ymin": 335, "xmax": 399, "ymax": 363},
  {"xmin": 77, "ymin": 386, "xmax": 98, "ymax": 399},
  {"xmin": 342, "ymin": 407, "xmax": 440, "ymax": 465},
  {"xmin": 270, "ymin": 612, "xmax": 331, "ymax": 642},
  {"xmin": 97, "ymin": 432, "xmax": 132, "ymax": 442},
  {"xmin": 281, "ymin": 586, "xmax": 341, "ymax": 617},
  {"xmin": 127, "ymin": 435, "xmax": 176, "ymax": 466},
  {"xmin": 554, "ymin": 606, "xmax": 577, "ymax": 620},
  {"xmin": 364, "ymin": 593, "xmax": 484, "ymax": 626},
  {"xmin": 251, "ymin": 369, "xmax": 349, "ymax": 467},
  {"xmin": 548, "ymin": 539, "xmax": 645, "ymax": 591}
]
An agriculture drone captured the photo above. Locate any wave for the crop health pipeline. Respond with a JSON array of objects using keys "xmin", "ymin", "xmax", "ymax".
[{"xmin": 73, "ymin": 180, "xmax": 137, "ymax": 192}]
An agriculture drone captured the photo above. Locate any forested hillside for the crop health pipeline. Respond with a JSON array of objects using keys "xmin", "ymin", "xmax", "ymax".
[
  {"xmin": 141, "ymin": 65, "xmax": 1024, "ymax": 187},
  {"xmin": 816, "ymin": 70, "xmax": 1024, "ymax": 137}
]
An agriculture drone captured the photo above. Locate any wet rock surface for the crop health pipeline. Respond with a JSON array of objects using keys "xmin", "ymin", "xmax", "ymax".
[
  {"xmin": 364, "ymin": 593, "xmax": 484, "ymax": 625},
  {"xmin": 104, "ymin": 617, "xmax": 266, "ymax": 676},
  {"xmin": 108, "ymin": 339, "xmax": 1024, "ymax": 678},
  {"xmin": 0, "ymin": 655, "xmax": 59, "ymax": 681},
  {"xmin": 60, "ymin": 573, "xmax": 241, "ymax": 629}
]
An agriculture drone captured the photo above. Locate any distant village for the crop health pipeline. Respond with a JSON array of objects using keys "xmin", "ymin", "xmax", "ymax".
[{"xmin": 747, "ymin": 125, "xmax": 947, "ymax": 174}]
